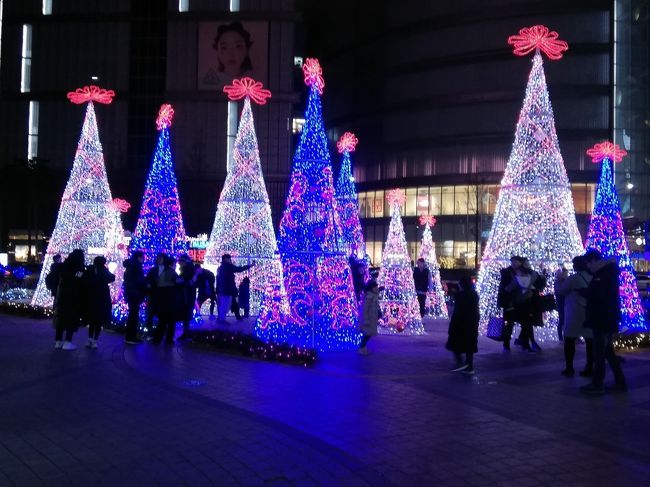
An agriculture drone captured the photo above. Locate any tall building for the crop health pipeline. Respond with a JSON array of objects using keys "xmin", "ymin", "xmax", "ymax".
[
  {"xmin": 0, "ymin": 0, "xmax": 296, "ymax": 258},
  {"xmin": 299, "ymin": 0, "xmax": 649, "ymax": 270}
]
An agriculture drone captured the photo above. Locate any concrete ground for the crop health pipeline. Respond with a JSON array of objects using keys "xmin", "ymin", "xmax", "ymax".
[{"xmin": 1, "ymin": 313, "xmax": 649, "ymax": 486}]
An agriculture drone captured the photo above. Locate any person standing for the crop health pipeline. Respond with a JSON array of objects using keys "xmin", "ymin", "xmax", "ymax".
[
  {"xmin": 506, "ymin": 262, "xmax": 546, "ymax": 352},
  {"xmin": 152, "ymin": 256, "xmax": 181, "ymax": 345},
  {"xmin": 177, "ymin": 256, "xmax": 200, "ymax": 340},
  {"xmin": 45, "ymin": 254, "xmax": 63, "ymax": 334},
  {"xmin": 358, "ymin": 280, "xmax": 381, "ymax": 355},
  {"xmin": 123, "ymin": 251, "xmax": 146, "ymax": 345},
  {"xmin": 82, "ymin": 256, "xmax": 115, "ymax": 349},
  {"xmin": 144, "ymin": 253, "xmax": 166, "ymax": 331},
  {"xmin": 238, "ymin": 277, "xmax": 250, "ymax": 318},
  {"xmin": 446, "ymin": 275, "xmax": 480, "ymax": 374},
  {"xmin": 497, "ymin": 256, "xmax": 522, "ymax": 351},
  {"xmin": 216, "ymin": 254, "xmax": 253, "ymax": 323},
  {"xmin": 54, "ymin": 249, "xmax": 86, "ymax": 350},
  {"xmin": 556, "ymin": 256, "xmax": 593, "ymax": 377},
  {"xmin": 196, "ymin": 264, "xmax": 216, "ymax": 318},
  {"xmin": 554, "ymin": 264, "xmax": 569, "ymax": 341},
  {"xmin": 581, "ymin": 250, "xmax": 626, "ymax": 395},
  {"xmin": 413, "ymin": 258, "xmax": 431, "ymax": 318}
]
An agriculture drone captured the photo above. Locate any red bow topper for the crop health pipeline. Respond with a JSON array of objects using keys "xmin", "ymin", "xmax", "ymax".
[
  {"xmin": 419, "ymin": 215, "xmax": 437, "ymax": 227},
  {"xmin": 67, "ymin": 85, "xmax": 115, "ymax": 104},
  {"xmin": 156, "ymin": 104, "xmax": 175, "ymax": 130},
  {"xmin": 303, "ymin": 58, "xmax": 325, "ymax": 94},
  {"xmin": 507, "ymin": 25, "xmax": 568, "ymax": 60},
  {"xmin": 337, "ymin": 132, "xmax": 358, "ymax": 154},
  {"xmin": 386, "ymin": 189, "xmax": 406, "ymax": 207},
  {"xmin": 586, "ymin": 141, "xmax": 627, "ymax": 164},
  {"xmin": 223, "ymin": 77, "xmax": 272, "ymax": 105},
  {"xmin": 111, "ymin": 198, "xmax": 131, "ymax": 213}
]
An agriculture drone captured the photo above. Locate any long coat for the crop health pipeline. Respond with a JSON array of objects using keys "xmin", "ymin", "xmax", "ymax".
[
  {"xmin": 506, "ymin": 271, "xmax": 546, "ymax": 326},
  {"xmin": 83, "ymin": 265, "xmax": 116, "ymax": 325},
  {"xmin": 446, "ymin": 288, "xmax": 479, "ymax": 354},
  {"xmin": 556, "ymin": 270, "xmax": 593, "ymax": 339},
  {"xmin": 360, "ymin": 290, "xmax": 380, "ymax": 336},
  {"xmin": 56, "ymin": 261, "xmax": 85, "ymax": 330},
  {"xmin": 585, "ymin": 260, "xmax": 621, "ymax": 333}
]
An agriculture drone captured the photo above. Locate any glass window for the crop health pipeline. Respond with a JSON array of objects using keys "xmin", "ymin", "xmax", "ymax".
[
  {"xmin": 358, "ymin": 192, "xmax": 368, "ymax": 218},
  {"xmin": 416, "ymin": 187, "xmax": 429, "ymax": 215},
  {"xmin": 27, "ymin": 101, "xmax": 39, "ymax": 159},
  {"xmin": 441, "ymin": 186, "xmax": 454, "ymax": 215},
  {"xmin": 571, "ymin": 184, "xmax": 587, "ymax": 214},
  {"xmin": 21, "ymin": 24, "xmax": 32, "ymax": 93},
  {"xmin": 467, "ymin": 186, "xmax": 477, "ymax": 214},
  {"xmin": 405, "ymin": 188, "xmax": 417, "ymax": 216},
  {"xmin": 455, "ymin": 185, "xmax": 469, "ymax": 215},
  {"xmin": 429, "ymin": 187, "xmax": 441, "ymax": 215},
  {"xmin": 587, "ymin": 184, "xmax": 596, "ymax": 213},
  {"xmin": 374, "ymin": 190, "xmax": 385, "ymax": 217}
]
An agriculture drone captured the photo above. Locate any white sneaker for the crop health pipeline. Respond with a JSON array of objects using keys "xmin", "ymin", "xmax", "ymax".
[
  {"xmin": 62, "ymin": 341, "xmax": 77, "ymax": 351},
  {"xmin": 54, "ymin": 341, "xmax": 63, "ymax": 349}
]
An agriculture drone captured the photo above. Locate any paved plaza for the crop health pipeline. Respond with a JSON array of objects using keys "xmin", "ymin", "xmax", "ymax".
[{"xmin": 1, "ymin": 314, "xmax": 650, "ymax": 486}]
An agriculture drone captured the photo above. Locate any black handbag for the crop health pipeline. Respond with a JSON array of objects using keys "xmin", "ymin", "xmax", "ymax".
[
  {"xmin": 486, "ymin": 316, "xmax": 505, "ymax": 341},
  {"xmin": 537, "ymin": 293, "xmax": 556, "ymax": 313}
]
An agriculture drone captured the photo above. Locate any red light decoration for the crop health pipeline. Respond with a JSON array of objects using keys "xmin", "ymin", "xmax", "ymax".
[
  {"xmin": 67, "ymin": 85, "xmax": 115, "ymax": 105},
  {"xmin": 507, "ymin": 25, "xmax": 568, "ymax": 60},
  {"xmin": 302, "ymin": 58, "xmax": 325, "ymax": 94},
  {"xmin": 223, "ymin": 77, "xmax": 272, "ymax": 105},
  {"xmin": 386, "ymin": 189, "xmax": 406, "ymax": 207},
  {"xmin": 419, "ymin": 215, "xmax": 437, "ymax": 227},
  {"xmin": 112, "ymin": 198, "xmax": 131, "ymax": 213},
  {"xmin": 156, "ymin": 104, "xmax": 175, "ymax": 130},
  {"xmin": 586, "ymin": 141, "xmax": 628, "ymax": 164},
  {"xmin": 336, "ymin": 132, "xmax": 358, "ymax": 154}
]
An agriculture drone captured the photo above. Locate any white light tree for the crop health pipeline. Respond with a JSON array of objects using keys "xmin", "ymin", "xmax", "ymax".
[{"xmin": 418, "ymin": 215, "xmax": 448, "ymax": 319}]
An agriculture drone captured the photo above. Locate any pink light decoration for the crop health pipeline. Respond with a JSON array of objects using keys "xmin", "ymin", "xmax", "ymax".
[
  {"xmin": 223, "ymin": 77, "xmax": 272, "ymax": 105},
  {"xmin": 336, "ymin": 132, "xmax": 358, "ymax": 154},
  {"xmin": 156, "ymin": 104, "xmax": 175, "ymax": 130},
  {"xmin": 586, "ymin": 141, "xmax": 628, "ymax": 164},
  {"xmin": 419, "ymin": 215, "xmax": 437, "ymax": 227},
  {"xmin": 112, "ymin": 198, "xmax": 131, "ymax": 213},
  {"xmin": 302, "ymin": 58, "xmax": 325, "ymax": 94},
  {"xmin": 67, "ymin": 85, "xmax": 115, "ymax": 105},
  {"xmin": 507, "ymin": 25, "xmax": 568, "ymax": 60},
  {"xmin": 386, "ymin": 189, "xmax": 406, "ymax": 207}
]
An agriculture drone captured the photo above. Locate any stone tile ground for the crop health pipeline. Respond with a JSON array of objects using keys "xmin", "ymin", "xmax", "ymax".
[{"xmin": 1, "ymin": 314, "xmax": 649, "ymax": 486}]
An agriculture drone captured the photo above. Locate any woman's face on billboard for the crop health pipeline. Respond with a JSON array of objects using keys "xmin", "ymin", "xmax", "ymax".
[{"xmin": 217, "ymin": 31, "xmax": 248, "ymax": 75}]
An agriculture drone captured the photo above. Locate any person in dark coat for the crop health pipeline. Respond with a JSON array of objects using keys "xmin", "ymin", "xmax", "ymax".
[
  {"xmin": 349, "ymin": 254, "xmax": 366, "ymax": 303},
  {"xmin": 238, "ymin": 277, "xmax": 251, "ymax": 318},
  {"xmin": 413, "ymin": 258, "xmax": 431, "ymax": 317},
  {"xmin": 195, "ymin": 264, "xmax": 216, "ymax": 318},
  {"xmin": 554, "ymin": 265, "xmax": 569, "ymax": 341},
  {"xmin": 446, "ymin": 275, "xmax": 480, "ymax": 374},
  {"xmin": 54, "ymin": 249, "xmax": 86, "ymax": 350},
  {"xmin": 581, "ymin": 249, "xmax": 626, "ymax": 395},
  {"xmin": 45, "ymin": 254, "xmax": 63, "ymax": 298},
  {"xmin": 177, "ymin": 256, "xmax": 200, "ymax": 340},
  {"xmin": 82, "ymin": 256, "xmax": 115, "ymax": 349},
  {"xmin": 123, "ymin": 251, "xmax": 146, "ymax": 345},
  {"xmin": 506, "ymin": 262, "xmax": 546, "ymax": 352},
  {"xmin": 152, "ymin": 255, "xmax": 181, "ymax": 345},
  {"xmin": 144, "ymin": 253, "xmax": 166, "ymax": 331},
  {"xmin": 497, "ymin": 256, "xmax": 522, "ymax": 351},
  {"xmin": 216, "ymin": 254, "xmax": 253, "ymax": 323}
]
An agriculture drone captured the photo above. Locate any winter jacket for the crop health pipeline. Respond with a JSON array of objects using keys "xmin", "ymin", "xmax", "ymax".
[
  {"xmin": 446, "ymin": 287, "xmax": 479, "ymax": 354},
  {"xmin": 217, "ymin": 261, "xmax": 252, "ymax": 297},
  {"xmin": 585, "ymin": 260, "xmax": 621, "ymax": 333},
  {"xmin": 360, "ymin": 289, "xmax": 380, "ymax": 336},
  {"xmin": 413, "ymin": 267, "xmax": 431, "ymax": 294},
  {"xmin": 123, "ymin": 258, "xmax": 146, "ymax": 304},
  {"xmin": 82, "ymin": 265, "xmax": 115, "ymax": 325},
  {"xmin": 56, "ymin": 259, "xmax": 86, "ymax": 330},
  {"xmin": 556, "ymin": 270, "xmax": 593, "ymax": 338}
]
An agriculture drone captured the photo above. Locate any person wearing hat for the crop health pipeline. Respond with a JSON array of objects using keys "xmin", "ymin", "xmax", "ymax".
[{"xmin": 358, "ymin": 280, "xmax": 381, "ymax": 355}]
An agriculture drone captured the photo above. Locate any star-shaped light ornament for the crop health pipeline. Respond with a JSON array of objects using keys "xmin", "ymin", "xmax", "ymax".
[
  {"xmin": 67, "ymin": 85, "xmax": 116, "ymax": 104},
  {"xmin": 507, "ymin": 25, "xmax": 568, "ymax": 60},
  {"xmin": 586, "ymin": 141, "xmax": 628, "ymax": 164},
  {"xmin": 223, "ymin": 77, "xmax": 272, "ymax": 105},
  {"xmin": 336, "ymin": 132, "xmax": 358, "ymax": 154},
  {"xmin": 302, "ymin": 58, "xmax": 325, "ymax": 94}
]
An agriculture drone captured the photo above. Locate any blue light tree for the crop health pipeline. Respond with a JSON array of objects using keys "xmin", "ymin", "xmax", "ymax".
[
  {"xmin": 584, "ymin": 141, "xmax": 647, "ymax": 332},
  {"xmin": 254, "ymin": 59, "xmax": 360, "ymax": 351},
  {"xmin": 335, "ymin": 132, "xmax": 366, "ymax": 259},
  {"xmin": 130, "ymin": 104, "xmax": 188, "ymax": 267}
]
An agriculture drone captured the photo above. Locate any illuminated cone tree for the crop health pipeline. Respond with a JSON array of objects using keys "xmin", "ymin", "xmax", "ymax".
[
  {"xmin": 477, "ymin": 26, "xmax": 584, "ymax": 337},
  {"xmin": 32, "ymin": 86, "xmax": 128, "ymax": 307},
  {"xmin": 378, "ymin": 190, "xmax": 424, "ymax": 335},
  {"xmin": 418, "ymin": 215, "xmax": 448, "ymax": 319},
  {"xmin": 335, "ymin": 132, "xmax": 366, "ymax": 259},
  {"xmin": 130, "ymin": 104, "xmax": 188, "ymax": 267},
  {"xmin": 204, "ymin": 78, "xmax": 289, "ymax": 318},
  {"xmin": 584, "ymin": 142, "xmax": 647, "ymax": 332},
  {"xmin": 255, "ymin": 59, "xmax": 360, "ymax": 351}
]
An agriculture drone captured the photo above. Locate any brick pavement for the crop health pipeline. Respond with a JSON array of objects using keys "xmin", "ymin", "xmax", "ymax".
[{"xmin": 1, "ymin": 314, "xmax": 650, "ymax": 486}]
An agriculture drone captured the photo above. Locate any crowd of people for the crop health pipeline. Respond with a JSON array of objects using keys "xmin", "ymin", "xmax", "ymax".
[
  {"xmin": 45, "ymin": 250, "xmax": 254, "ymax": 349},
  {"xmin": 44, "ymin": 246, "xmax": 628, "ymax": 396}
]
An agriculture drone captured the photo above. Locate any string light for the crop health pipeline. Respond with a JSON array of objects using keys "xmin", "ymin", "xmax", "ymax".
[
  {"xmin": 418, "ymin": 215, "xmax": 448, "ymax": 319},
  {"xmin": 32, "ymin": 88, "xmax": 127, "ymax": 308},
  {"xmin": 204, "ymin": 78, "xmax": 289, "ymax": 318},
  {"xmin": 255, "ymin": 61, "xmax": 360, "ymax": 351},
  {"xmin": 335, "ymin": 132, "xmax": 365, "ymax": 259},
  {"xmin": 477, "ymin": 38, "xmax": 584, "ymax": 341},
  {"xmin": 584, "ymin": 142, "xmax": 647, "ymax": 332},
  {"xmin": 378, "ymin": 190, "xmax": 424, "ymax": 335},
  {"xmin": 130, "ymin": 103, "xmax": 188, "ymax": 267},
  {"xmin": 507, "ymin": 25, "xmax": 568, "ymax": 60}
]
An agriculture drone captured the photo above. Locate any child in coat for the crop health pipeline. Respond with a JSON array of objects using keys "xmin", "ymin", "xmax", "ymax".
[
  {"xmin": 358, "ymin": 280, "xmax": 381, "ymax": 355},
  {"xmin": 238, "ymin": 277, "xmax": 250, "ymax": 318}
]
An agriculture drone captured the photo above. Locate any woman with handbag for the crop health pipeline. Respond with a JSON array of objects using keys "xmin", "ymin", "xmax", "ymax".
[
  {"xmin": 556, "ymin": 256, "xmax": 594, "ymax": 377},
  {"xmin": 507, "ymin": 260, "xmax": 546, "ymax": 352}
]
